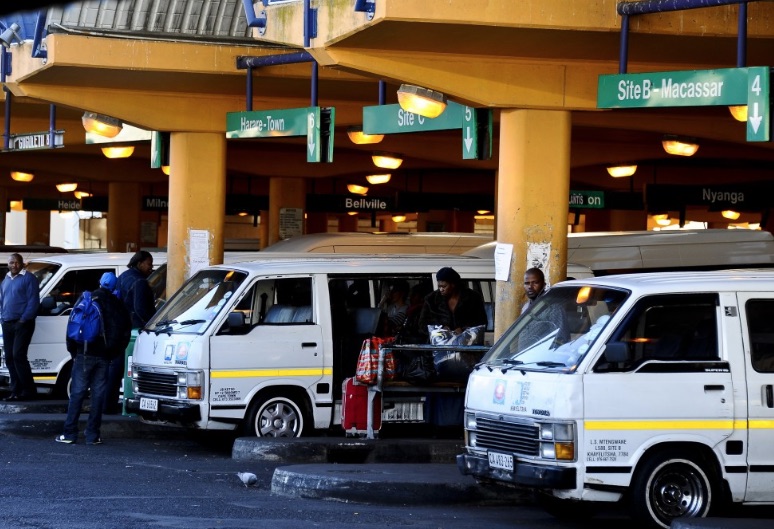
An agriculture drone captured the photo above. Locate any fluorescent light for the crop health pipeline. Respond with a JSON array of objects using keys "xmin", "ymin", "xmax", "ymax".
[
  {"xmin": 101, "ymin": 146, "xmax": 135, "ymax": 159},
  {"xmin": 82, "ymin": 112, "xmax": 123, "ymax": 138},
  {"xmin": 722, "ymin": 210, "xmax": 741, "ymax": 220},
  {"xmin": 397, "ymin": 84, "xmax": 447, "ymax": 118},
  {"xmin": 347, "ymin": 126, "xmax": 383, "ymax": 145},
  {"xmin": 606, "ymin": 164, "xmax": 637, "ymax": 178},
  {"xmin": 365, "ymin": 174, "xmax": 391, "ymax": 185},
  {"xmin": 728, "ymin": 105, "xmax": 747, "ymax": 122},
  {"xmin": 372, "ymin": 152, "xmax": 403, "ymax": 169},
  {"xmin": 10, "ymin": 171, "xmax": 34, "ymax": 182},
  {"xmin": 347, "ymin": 184, "xmax": 368, "ymax": 195},
  {"xmin": 56, "ymin": 183, "xmax": 78, "ymax": 193},
  {"xmin": 74, "ymin": 191, "xmax": 92, "ymax": 199},
  {"xmin": 662, "ymin": 135, "xmax": 699, "ymax": 156}
]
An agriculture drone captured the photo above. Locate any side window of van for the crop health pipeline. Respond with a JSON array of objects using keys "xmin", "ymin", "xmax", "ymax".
[
  {"xmin": 463, "ymin": 279, "xmax": 496, "ymax": 332},
  {"xmin": 596, "ymin": 293, "xmax": 719, "ymax": 372},
  {"xmin": 44, "ymin": 268, "xmax": 115, "ymax": 314},
  {"xmin": 238, "ymin": 277, "xmax": 313, "ymax": 326},
  {"xmin": 745, "ymin": 299, "xmax": 774, "ymax": 373}
]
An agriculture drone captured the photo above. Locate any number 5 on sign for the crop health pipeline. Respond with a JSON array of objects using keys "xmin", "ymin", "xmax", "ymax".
[{"xmin": 747, "ymin": 67, "xmax": 769, "ymax": 142}]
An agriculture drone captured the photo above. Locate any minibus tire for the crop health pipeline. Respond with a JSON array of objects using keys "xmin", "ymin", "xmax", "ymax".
[
  {"xmin": 630, "ymin": 449, "xmax": 714, "ymax": 529},
  {"xmin": 244, "ymin": 394, "xmax": 307, "ymax": 438},
  {"xmin": 54, "ymin": 360, "xmax": 73, "ymax": 399}
]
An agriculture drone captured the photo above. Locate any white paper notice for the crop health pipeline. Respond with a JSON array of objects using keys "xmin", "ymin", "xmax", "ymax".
[
  {"xmin": 188, "ymin": 229, "xmax": 210, "ymax": 277},
  {"xmin": 494, "ymin": 242, "xmax": 513, "ymax": 281},
  {"xmin": 526, "ymin": 242, "xmax": 551, "ymax": 286}
]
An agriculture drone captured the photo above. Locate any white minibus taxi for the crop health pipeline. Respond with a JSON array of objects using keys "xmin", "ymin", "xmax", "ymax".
[
  {"xmin": 0, "ymin": 252, "xmax": 166, "ymax": 396},
  {"xmin": 458, "ymin": 269, "xmax": 774, "ymax": 528},
  {"xmin": 262, "ymin": 232, "xmax": 492, "ymax": 255},
  {"xmin": 129, "ymin": 254, "xmax": 583, "ymax": 437},
  {"xmin": 465, "ymin": 229, "xmax": 774, "ymax": 274}
]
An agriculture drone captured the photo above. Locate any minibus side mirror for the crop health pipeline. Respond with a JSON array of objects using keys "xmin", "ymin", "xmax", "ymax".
[
  {"xmin": 227, "ymin": 311, "xmax": 246, "ymax": 329},
  {"xmin": 603, "ymin": 341, "xmax": 631, "ymax": 363}
]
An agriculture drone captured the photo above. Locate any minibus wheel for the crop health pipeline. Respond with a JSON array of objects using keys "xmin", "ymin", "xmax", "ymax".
[
  {"xmin": 244, "ymin": 393, "xmax": 306, "ymax": 437},
  {"xmin": 54, "ymin": 360, "xmax": 73, "ymax": 399},
  {"xmin": 630, "ymin": 449, "xmax": 714, "ymax": 529}
]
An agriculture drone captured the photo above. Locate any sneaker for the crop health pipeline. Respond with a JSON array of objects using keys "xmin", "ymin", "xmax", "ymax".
[
  {"xmin": 87, "ymin": 438, "xmax": 103, "ymax": 445},
  {"xmin": 55, "ymin": 435, "xmax": 74, "ymax": 444}
]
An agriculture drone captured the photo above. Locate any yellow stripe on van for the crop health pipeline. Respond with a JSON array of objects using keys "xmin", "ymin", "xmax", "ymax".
[
  {"xmin": 748, "ymin": 419, "xmax": 774, "ymax": 429},
  {"xmin": 585, "ymin": 420, "xmax": 738, "ymax": 430},
  {"xmin": 33, "ymin": 376, "xmax": 56, "ymax": 382},
  {"xmin": 211, "ymin": 367, "xmax": 332, "ymax": 378}
]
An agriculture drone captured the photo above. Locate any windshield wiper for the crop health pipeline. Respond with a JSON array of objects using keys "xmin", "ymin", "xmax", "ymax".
[
  {"xmin": 177, "ymin": 319, "xmax": 206, "ymax": 328},
  {"xmin": 153, "ymin": 319, "xmax": 177, "ymax": 328}
]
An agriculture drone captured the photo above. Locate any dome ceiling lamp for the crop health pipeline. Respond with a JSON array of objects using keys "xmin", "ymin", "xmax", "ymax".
[
  {"xmin": 10, "ymin": 171, "xmax": 34, "ymax": 182},
  {"xmin": 397, "ymin": 84, "xmax": 447, "ymax": 119},
  {"xmin": 606, "ymin": 164, "xmax": 637, "ymax": 178},
  {"xmin": 662, "ymin": 135, "xmax": 699, "ymax": 156},
  {"xmin": 82, "ymin": 112, "xmax": 123, "ymax": 138},
  {"xmin": 347, "ymin": 126, "xmax": 384, "ymax": 145}
]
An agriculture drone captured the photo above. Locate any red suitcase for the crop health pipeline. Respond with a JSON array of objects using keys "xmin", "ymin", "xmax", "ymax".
[{"xmin": 341, "ymin": 377, "xmax": 381, "ymax": 435}]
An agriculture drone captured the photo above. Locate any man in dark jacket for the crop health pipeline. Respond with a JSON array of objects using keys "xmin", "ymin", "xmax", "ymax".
[
  {"xmin": 55, "ymin": 272, "xmax": 131, "ymax": 445},
  {"xmin": 104, "ymin": 250, "xmax": 156, "ymax": 414},
  {"xmin": 418, "ymin": 267, "xmax": 488, "ymax": 341}
]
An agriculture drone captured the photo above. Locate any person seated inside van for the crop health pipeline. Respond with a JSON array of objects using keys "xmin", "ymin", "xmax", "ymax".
[{"xmin": 379, "ymin": 279, "xmax": 410, "ymax": 336}]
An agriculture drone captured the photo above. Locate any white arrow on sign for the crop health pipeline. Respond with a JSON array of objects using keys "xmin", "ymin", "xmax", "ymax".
[
  {"xmin": 307, "ymin": 112, "xmax": 316, "ymax": 155},
  {"xmin": 464, "ymin": 126, "xmax": 473, "ymax": 152},
  {"xmin": 749, "ymin": 102, "xmax": 763, "ymax": 133}
]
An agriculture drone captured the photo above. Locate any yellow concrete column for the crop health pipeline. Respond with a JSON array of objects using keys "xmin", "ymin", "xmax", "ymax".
[
  {"xmin": 259, "ymin": 211, "xmax": 269, "ymax": 249},
  {"xmin": 167, "ymin": 132, "xmax": 226, "ymax": 294},
  {"xmin": 267, "ymin": 177, "xmax": 306, "ymax": 246},
  {"xmin": 26, "ymin": 210, "xmax": 51, "ymax": 246},
  {"xmin": 495, "ymin": 109, "xmax": 571, "ymax": 338},
  {"xmin": 107, "ymin": 182, "xmax": 141, "ymax": 252}
]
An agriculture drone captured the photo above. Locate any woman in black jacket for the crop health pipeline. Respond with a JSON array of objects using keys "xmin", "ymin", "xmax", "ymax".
[{"xmin": 418, "ymin": 267, "xmax": 488, "ymax": 341}]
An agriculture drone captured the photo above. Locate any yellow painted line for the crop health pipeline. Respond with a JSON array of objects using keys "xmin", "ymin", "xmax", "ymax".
[
  {"xmin": 211, "ymin": 367, "xmax": 332, "ymax": 379},
  {"xmin": 586, "ymin": 420, "xmax": 737, "ymax": 430}
]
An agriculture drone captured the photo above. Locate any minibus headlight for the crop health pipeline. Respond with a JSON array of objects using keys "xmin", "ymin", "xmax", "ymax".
[
  {"xmin": 539, "ymin": 422, "xmax": 576, "ymax": 461},
  {"xmin": 541, "ymin": 443, "xmax": 556, "ymax": 459},
  {"xmin": 540, "ymin": 424, "xmax": 554, "ymax": 440},
  {"xmin": 465, "ymin": 412, "xmax": 477, "ymax": 430},
  {"xmin": 468, "ymin": 432, "xmax": 477, "ymax": 447}
]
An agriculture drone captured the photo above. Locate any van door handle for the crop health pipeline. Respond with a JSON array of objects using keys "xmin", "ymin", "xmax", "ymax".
[
  {"xmin": 302, "ymin": 342, "xmax": 317, "ymax": 348},
  {"xmin": 766, "ymin": 385, "xmax": 773, "ymax": 408},
  {"xmin": 704, "ymin": 385, "xmax": 725, "ymax": 392}
]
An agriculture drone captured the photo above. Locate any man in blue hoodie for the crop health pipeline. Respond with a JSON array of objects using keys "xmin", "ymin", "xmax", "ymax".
[{"xmin": 0, "ymin": 253, "xmax": 40, "ymax": 401}]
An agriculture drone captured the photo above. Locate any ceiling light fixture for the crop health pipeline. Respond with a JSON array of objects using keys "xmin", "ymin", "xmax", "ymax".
[
  {"xmin": 347, "ymin": 211, "xmax": 359, "ymax": 216},
  {"xmin": 74, "ymin": 191, "xmax": 92, "ymax": 199},
  {"xmin": 651, "ymin": 213, "xmax": 669, "ymax": 222},
  {"xmin": 372, "ymin": 152, "xmax": 403, "ymax": 169},
  {"xmin": 161, "ymin": 165, "xmax": 171, "ymax": 175},
  {"xmin": 391, "ymin": 214, "xmax": 407, "ymax": 223},
  {"xmin": 656, "ymin": 217, "xmax": 672, "ymax": 226},
  {"xmin": 101, "ymin": 146, "xmax": 135, "ymax": 159},
  {"xmin": 82, "ymin": 112, "xmax": 123, "ymax": 138},
  {"xmin": 56, "ymin": 183, "xmax": 78, "ymax": 193},
  {"xmin": 365, "ymin": 173, "xmax": 391, "ymax": 185},
  {"xmin": 477, "ymin": 210, "xmax": 490, "ymax": 215},
  {"xmin": 347, "ymin": 126, "xmax": 384, "ymax": 145},
  {"xmin": 722, "ymin": 210, "xmax": 741, "ymax": 220},
  {"xmin": 397, "ymin": 84, "xmax": 447, "ymax": 118},
  {"xmin": 662, "ymin": 135, "xmax": 699, "ymax": 156},
  {"xmin": 347, "ymin": 184, "xmax": 369, "ymax": 195},
  {"xmin": 10, "ymin": 200, "xmax": 23, "ymax": 211},
  {"xmin": 728, "ymin": 105, "xmax": 748, "ymax": 122},
  {"xmin": 606, "ymin": 164, "xmax": 638, "ymax": 178},
  {"xmin": 10, "ymin": 170, "xmax": 34, "ymax": 182}
]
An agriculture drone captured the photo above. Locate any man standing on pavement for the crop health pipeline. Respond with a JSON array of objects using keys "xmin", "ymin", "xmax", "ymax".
[
  {"xmin": 103, "ymin": 250, "xmax": 156, "ymax": 414},
  {"xmin": 521, "ymin": 267, "xmax": 547, "ymax": 315},
  {"xmin": 0, "ymin": 253, "xmax": 40, "ymax": 401},
  {"xmin": 56, "ymin": 272, "xmax": 131, "ymax": 444}
]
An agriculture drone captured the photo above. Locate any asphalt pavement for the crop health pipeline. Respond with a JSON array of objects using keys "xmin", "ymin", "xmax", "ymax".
[{"xmin": 1, "ymin": 395, "xmax": 772, "ymax": 528}]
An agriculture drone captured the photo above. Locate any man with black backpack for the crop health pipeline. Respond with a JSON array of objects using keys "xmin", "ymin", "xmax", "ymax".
[{"xmin": 55, "ymin": 272, "xmax": 131, "ymax": 445}]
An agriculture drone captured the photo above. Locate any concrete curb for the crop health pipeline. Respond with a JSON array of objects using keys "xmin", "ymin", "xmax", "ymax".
[
  {"xmin": 271, "ymin": 463, "xmax": 534, "ymax": 505},
  {"xmin": 232, "ymin": 436, "xmax": 463, "ymax": 464}
]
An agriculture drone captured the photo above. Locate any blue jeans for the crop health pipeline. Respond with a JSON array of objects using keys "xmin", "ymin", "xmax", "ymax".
[{"xmin": 61, "ymin": 354, "xmax": 109, "ymax": 443}]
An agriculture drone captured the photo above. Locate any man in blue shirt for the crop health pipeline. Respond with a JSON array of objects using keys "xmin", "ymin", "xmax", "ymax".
[{"xmin": 0, "ymin": 253, "xmax": 40, "ymax": 400}]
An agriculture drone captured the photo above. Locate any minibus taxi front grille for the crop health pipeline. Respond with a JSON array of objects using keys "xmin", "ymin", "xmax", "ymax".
[
  {"xmin": 136, "ymin": 370, "xmax": 177, "ymax": 397},
  {"xmin": 475, "ymin": 417, "xmax": 540, "ymax": 457}
]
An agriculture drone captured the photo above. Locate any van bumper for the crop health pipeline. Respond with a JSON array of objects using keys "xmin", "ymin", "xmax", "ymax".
[
  {"xmin": 125, "ymin": 397, "xmax": 201, "ymax": 423},
  {"xmin": 457, "ymin": 453, "xmax": 576, "ymax": 489}
]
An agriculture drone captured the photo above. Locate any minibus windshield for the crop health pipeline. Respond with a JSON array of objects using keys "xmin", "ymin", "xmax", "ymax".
[
  {"xmin": 145, "ymin": 269, "xmax": 248, "ymax": 334},
  {"xmin": 483, "ymin": 285, "xmax": 629, "ymax": 372},
  {"xmin": 24, "ymin": 261, "xmax": 62, "ymax": 291}
]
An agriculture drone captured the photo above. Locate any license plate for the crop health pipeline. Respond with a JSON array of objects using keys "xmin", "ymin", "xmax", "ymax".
[
  {"xmin": 139, "ymin": 397, "xmax": 158, "ymax": 412},
  {"xmin": 488, "ymin": 451, "xmax": 514, "ymax": 471}
]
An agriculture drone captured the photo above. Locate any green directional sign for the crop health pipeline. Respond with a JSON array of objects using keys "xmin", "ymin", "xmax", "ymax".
[
  {"xmin": 569, "ymin": 190, "xmax": 604, "ymax": 209},
  {"xmin": 747, "ymin": 66, "xmax": 770, "ymax": 142},
  {"xmin": 363, "ymin": 101, "xmax": 465, "ymax": 134},
  {"xmin": 462, "ymin": 107, "xmax": 492, "ymax": 160},
  {"xmin": 226, "ymin": 106, "xmax": 335, "ymax": 163},
  {"xmin": 598, "ymin": 68, "xmax": 748, "ymax": 108},
  {"xmin": 8, "ymin": 130, "xmax": 65, "ymax": 151}
]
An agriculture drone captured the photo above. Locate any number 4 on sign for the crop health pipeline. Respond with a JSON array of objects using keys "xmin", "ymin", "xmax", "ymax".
[{"xmin": 747, "ymin": 67, "xmax": 769, "ymax": 142}]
